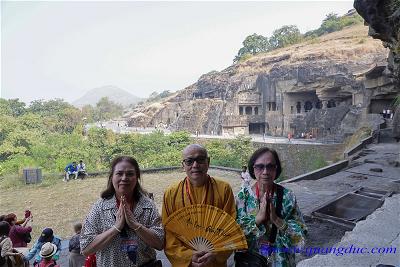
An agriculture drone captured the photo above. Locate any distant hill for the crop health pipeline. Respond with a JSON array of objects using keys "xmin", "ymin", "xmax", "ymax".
[{"xmin": 72, "ymin": 85, "xmax": 142, "ymax": 108}]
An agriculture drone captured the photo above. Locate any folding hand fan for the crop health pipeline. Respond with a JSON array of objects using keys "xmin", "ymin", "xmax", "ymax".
[{"xmin": 164, "ymin": 204, "xmax": 248, "ymax": 252}]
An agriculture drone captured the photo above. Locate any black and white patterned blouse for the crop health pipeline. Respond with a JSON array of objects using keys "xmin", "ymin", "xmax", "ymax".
[{"xmin": 80, "ymin": 194, "xmax": 164, "ymax": 266}]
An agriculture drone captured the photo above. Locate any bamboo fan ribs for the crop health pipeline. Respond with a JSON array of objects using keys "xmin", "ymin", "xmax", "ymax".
[{"xmin": 164, "ymin": 204, "xmax": 248, "ymax": 252}]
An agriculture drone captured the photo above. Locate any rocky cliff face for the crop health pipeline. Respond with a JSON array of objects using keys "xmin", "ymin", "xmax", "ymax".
[
  {"xmin": 354, "ymin": 0, "xmax": 400, "ymax": 84},
  {"xmin": 127, "ymin": 25, "xmax": 396, "ymax": 139},
  {"xmin": 354, "ymin": 0, "xmax": 400, "ymax": 140}
]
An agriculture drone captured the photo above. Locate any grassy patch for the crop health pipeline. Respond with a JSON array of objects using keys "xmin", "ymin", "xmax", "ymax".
[
  {"xmin": 0, "ymin": 173, "xmax": 68, "ymax": 190},
  {"xmin": 0, "ymin": 174, "xmax": 23, "ymax": 189}
]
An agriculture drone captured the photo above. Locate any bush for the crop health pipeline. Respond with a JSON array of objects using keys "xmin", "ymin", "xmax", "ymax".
[
  {"xmin": 205, "ymin": 135, "xmax": 253, "ymax": 168},
  {"xmin": 1, "ymin": 155, "xmax": 38, "ymax": 174}
]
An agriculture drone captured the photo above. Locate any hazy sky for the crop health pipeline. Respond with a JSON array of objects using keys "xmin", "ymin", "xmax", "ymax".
[{"xmin": 1, "ymin": 1, "xmax": 354, "ymax": 104}]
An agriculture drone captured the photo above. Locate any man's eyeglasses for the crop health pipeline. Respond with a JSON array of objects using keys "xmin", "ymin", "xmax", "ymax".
[
  {"xmin": 182, "ymin": 157, "xmax": 208, "ymax": 166},
  {"xmin": 253, "ymin": 164, "xmax": 276, "ymax": 172}
]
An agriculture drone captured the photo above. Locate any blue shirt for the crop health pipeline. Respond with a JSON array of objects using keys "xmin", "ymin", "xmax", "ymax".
[
  {"xmin": 24, "ymin": 236, "xmax": 62, "ymax": 262},
  {"xmin": 65, "ymin": 163, "xmax": 77, "ymax": 173}
]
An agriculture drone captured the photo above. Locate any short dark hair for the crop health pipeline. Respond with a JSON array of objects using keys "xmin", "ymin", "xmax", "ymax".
[
  {"xmin": 101, "ymin": 156, "xmax": 145, "ymax": 202},
  {"xmin": 248, "ymin": 147, "xmax": 282, "ymax": 180},
  {"xmin": 0, "ymin": 221, "xmax": 11, "ymax": 236}
]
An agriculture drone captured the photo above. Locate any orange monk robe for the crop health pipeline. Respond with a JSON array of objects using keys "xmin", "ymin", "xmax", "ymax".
[{"xmin": 162, "ymin": 176, "xmax": 236, "ymax": 267}]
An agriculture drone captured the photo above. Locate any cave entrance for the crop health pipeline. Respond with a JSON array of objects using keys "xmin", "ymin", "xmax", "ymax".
[
  {"xmin": 249, "ymin": 123, "xmax": 265, "ymax": 134},
  {"xmin": 369, "ymin": 99, "xmax": 394, "ymax": 114}
]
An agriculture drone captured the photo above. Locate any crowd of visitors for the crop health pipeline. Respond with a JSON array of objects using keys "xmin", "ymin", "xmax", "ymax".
[{"xmin": 1, "ymin": 144, "xmax": 306, "ymax": 267}]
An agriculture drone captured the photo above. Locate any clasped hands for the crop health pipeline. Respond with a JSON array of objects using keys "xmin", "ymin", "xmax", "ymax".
[
  {"xmin": 114, "ymin": 195, "xmax": 141, "ymax": 232},
  {"xmin": 191, "ymin": 251, "xmax": 216, "ymax": 267},
  {"xmin": 255, "ymin": 192, "xmax": 284, "ymax": 228}
]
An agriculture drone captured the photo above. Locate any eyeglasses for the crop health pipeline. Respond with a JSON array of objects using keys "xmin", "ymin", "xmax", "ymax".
[
  {"xmin": 182, "ymin": 157, "xmax": 208, "ymax": 166},
  {"xmin": 253, "ymin": 164, "xmax": 276, "ymax": 172}
]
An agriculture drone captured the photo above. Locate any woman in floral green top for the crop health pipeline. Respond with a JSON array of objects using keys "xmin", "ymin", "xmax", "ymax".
[{"xmin": 235, "ymin": 147, "xmax": 307, "ymax": 267}]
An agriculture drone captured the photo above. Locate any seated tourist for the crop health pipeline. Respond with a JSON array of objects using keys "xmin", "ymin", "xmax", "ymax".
[
  {"xmin": 24, "ymin": 228, "xmax": 61, "ymax": 265},
  {"xmin": 77, "ymin": 160, "xmax": 88, "ymax": 179},
  {"xmin": 35, "ymin": 242, "xmax": 60, "ymax": 267},
  {"xmin": 64, "ymin": 162, "xmax": 78, "ymax": 181}
]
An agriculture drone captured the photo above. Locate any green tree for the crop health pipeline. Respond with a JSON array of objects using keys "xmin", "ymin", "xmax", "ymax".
[
  {"xmin": 167, "ymin": 131, "xmax": 191, "ymax": 150},
  {"xmin": 87, "ymin": 127, "xmax": 116, "ymax": 165},
  {"xmin": 28, "ymin": 99, "xmax": 73, "ymax": 116},
  {"xmin": 242, "ymin": 34, "xmax": 270, "ymax": 54},
  {"xmin": 0, "ymin": 98, "xmax": 26, "ymax": 116},
  {"xmin": 0, "ymin": 115, "xmax": 18, "ymax": 143},
  {"xmin": 55, "ymin": 107, "xmax": 83, "ymax": 133},
  {"xmin": 0, "ymin": 128, "xmax": 41, "ymax": 161},
  {"xmin": 234, "ymin": 33, "xmax": 269, "ymax": 62},
  {"xmin": 227, "ymin": 135, "xmax": 253, "ymax": 167},
  {"xmin": 0, "ymin": 99, "xmax": 11, "ymax": 116},
  {"xmin": 269, "ymin": 25, "xmax": 302, "ymax": 49},
  {"xmin": 81, "ymin": 105, "xmax": 96, "ymax": 122},
  {"xmin": 94, "ymin": 97, "xmax": 123, "ymax": 121},
  {"xmin": 320, "ymin": 13, "xmax": 342, "ymax": 33}
]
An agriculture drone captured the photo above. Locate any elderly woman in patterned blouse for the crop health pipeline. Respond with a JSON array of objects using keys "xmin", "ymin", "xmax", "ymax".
[
  {"xmin": 235, "ymin": 147, "xmax": 307, "ymax": 267},
  {"xmin": 80, "ymin": 156, "xmax": 164, "ymax": 267}
]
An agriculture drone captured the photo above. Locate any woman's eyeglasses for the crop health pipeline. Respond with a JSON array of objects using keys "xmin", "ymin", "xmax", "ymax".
[
  {"xmin": 253, "ymin": 164, "xmax": 276, "ymax": 172},
  {"xmin": 182, "ymin": 157, "xmax": 208, "ymax": 166}
]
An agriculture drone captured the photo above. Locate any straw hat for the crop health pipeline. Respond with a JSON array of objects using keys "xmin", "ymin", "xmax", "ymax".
[{"xmin": 39, "ymin": 242, "xmax": 57, "ymax": 258}]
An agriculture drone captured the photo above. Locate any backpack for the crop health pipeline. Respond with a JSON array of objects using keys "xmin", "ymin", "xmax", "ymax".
[
  {"xmin": 234, "ymin": 250, "xmax": 270, "ymax": 267},
  {"xmin": 34, "ymin": 259, "xmax": 58, "ymax": 267},
  {"xmin": 19, "ymin": 231, "xmax": 32, "ymax": 243}
]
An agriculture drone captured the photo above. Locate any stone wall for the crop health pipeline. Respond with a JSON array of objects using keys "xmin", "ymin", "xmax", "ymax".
[
  {"xmin": 253, "ymin": 142, "xmax": 346, "ymax": 179},
  {"xmin": 196, "ymin": 138, "xmax": 345, "ymax": 179}
]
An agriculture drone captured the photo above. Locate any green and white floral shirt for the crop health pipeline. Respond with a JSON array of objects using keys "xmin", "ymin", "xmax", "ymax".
[{"xmin": 235, "ymin": 183, "xmax": 307, "ymax": 267}]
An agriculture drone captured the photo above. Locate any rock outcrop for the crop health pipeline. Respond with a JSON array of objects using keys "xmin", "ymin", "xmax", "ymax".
[
  {"xmin": 127, "ymin": 24, "xmax": 397, "ymax": 140},
  {"xmin": 354, "ymin": 0, "xmax": 400, "ymax": 83},
  {"xmin": 354, "ymin": 0, "xmax": 400, "ymax": 140}
]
